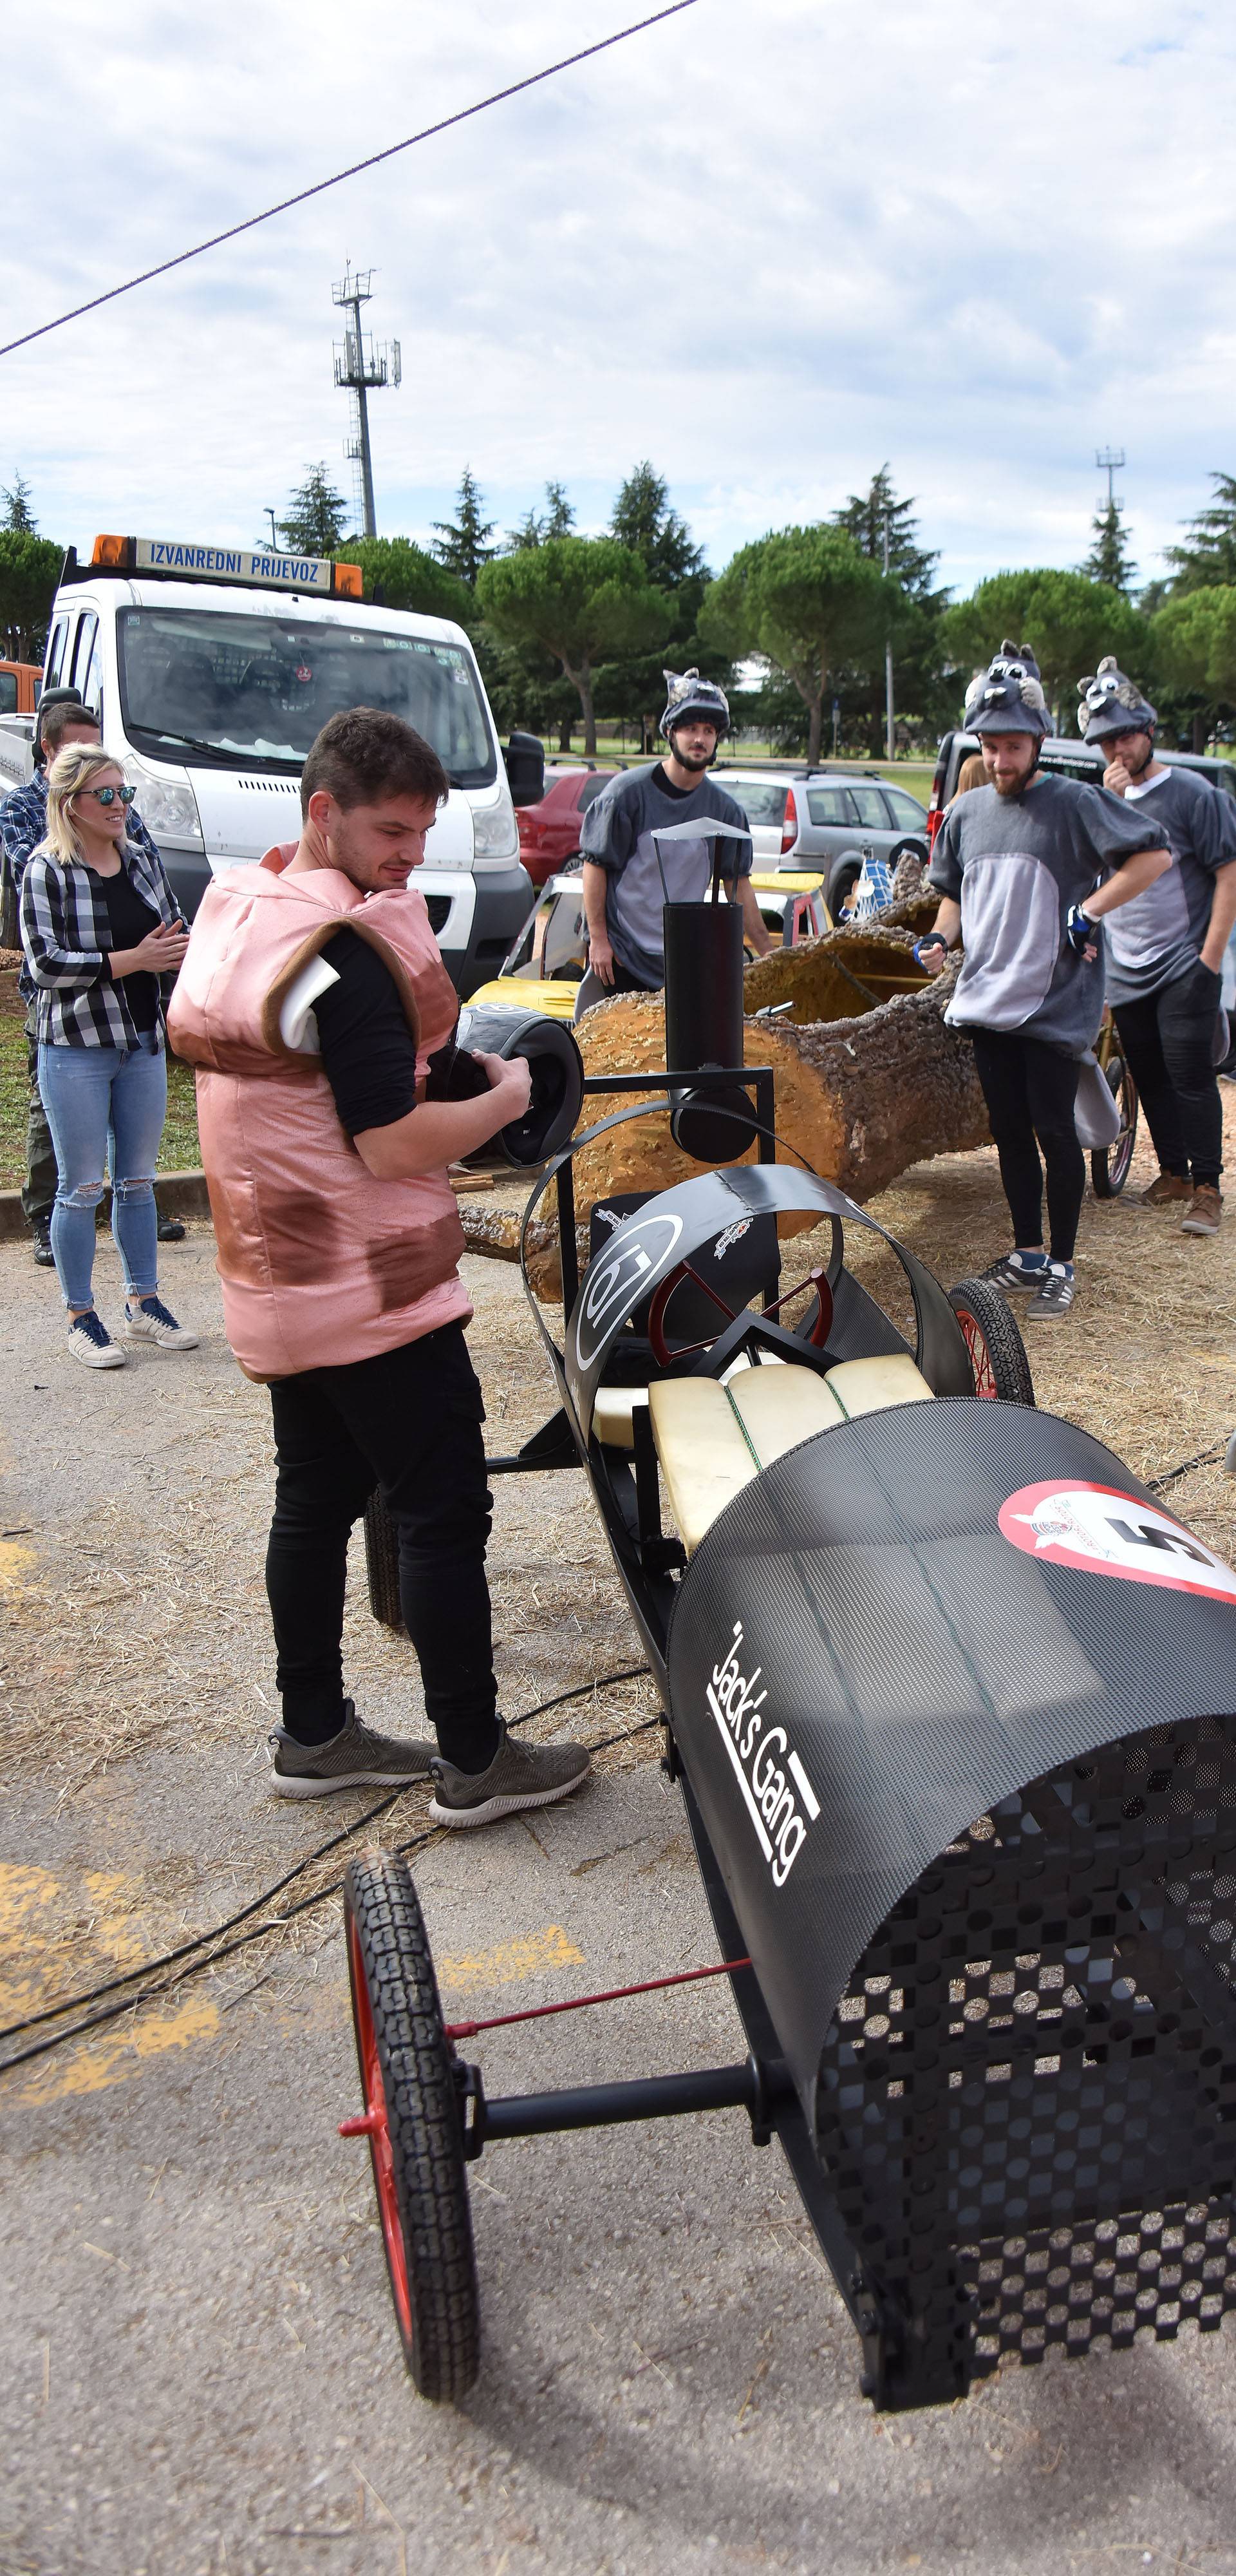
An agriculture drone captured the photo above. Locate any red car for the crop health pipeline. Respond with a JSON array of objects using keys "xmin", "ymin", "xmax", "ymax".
[{"xmin": 515, "ymin": 765, "xmax": 617, "ymax": 886}]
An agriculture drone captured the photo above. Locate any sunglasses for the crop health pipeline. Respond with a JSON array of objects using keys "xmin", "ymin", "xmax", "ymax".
[{"xmin": 77, "ymin": 783, "xmax": 136, "ymax": 806}]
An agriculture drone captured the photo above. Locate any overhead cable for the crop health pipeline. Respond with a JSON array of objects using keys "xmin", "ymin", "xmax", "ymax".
[{"xmin": 0, "ymin": 1, "xmax": 701, "ymax": 361}]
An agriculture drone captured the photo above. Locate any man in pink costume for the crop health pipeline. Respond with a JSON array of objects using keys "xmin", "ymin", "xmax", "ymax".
[{"xmin": 170, "ymin": 707, "xmax": 591, "ymax": 1827}]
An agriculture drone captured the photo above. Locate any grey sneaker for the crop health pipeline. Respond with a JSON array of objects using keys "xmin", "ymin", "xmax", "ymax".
[
  {"xmin": 1025, "ymin": 1264, "xmax": 1075, "ymax": 1320},
  {"xmin": 429, "ymin": 1721, "xmax": 592, "ymax": 1830},
  {"xmin": 68, "ymin": 1309, "xmax": 126, "ymax": 1368},
  {"xmin": 124, "ymin": 1294, "xmax": 198, "ymax": 1350},
  {"xmin": 268, "ymin": 1700, "xmax": 435, "ymax": 1799},
  {"xmin": 980, "ymin": 1253, "xmax": 1049, "ymax": 1293}
]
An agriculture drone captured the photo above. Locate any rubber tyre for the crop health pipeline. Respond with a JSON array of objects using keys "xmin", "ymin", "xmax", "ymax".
[
  {"xmin": 343, "ymin": 1853, "xmax": 480, "ymax": 2400},
  {"xmin": 948, "ymin": 1278, "xmax": 1035, "ymax": 1406},
  {"xmin": 363, "ymin": 1490, "xmax": 404, "ymax": 1632},
  {"xmin": 1091, "ymin": 1050, "xmax": 1139, "ymax": 1198},
  {"xmin": 827, "ymin": 852, "xmax": 864, "ymax": 919}
]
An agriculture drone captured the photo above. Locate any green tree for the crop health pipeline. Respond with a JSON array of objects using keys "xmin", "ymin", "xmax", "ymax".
[
  {"xmin": 2, "ymin": 473, "xmax": 37, "ymax": 534},
  {"xmin": 336, "ymin": 536, "xmax": 474, "ymax": 625},
  {"xmin": 603, "ymin": 463, "xmax": 715, "ymax": 753},
  {"xmin": 610, "ymin": 462, "xmax": 704, "ymax": 588},
  {"xmin": 432, "ymin": 468, "xmax": 496, "ymax": 588},
  {"xmin": 477, "ymin": 536, "xmax": 672, "ymax": 753},
  {"xmin": 505, "ymin": 480, "xmax": 577, "ymax": 551},
  {"xmin": 1083, "ymin": 497, "xmax": 1136, "ymax": 595},
  {"xmin": 701, "ymin": 526, "xmax": 892, "ymax": 764},
  {"xmin": 0, "ymin": 531, "xmax": 64, "ymax": 660},
  {"xmin": 277, "ymin": 464, "xmax": 349, "ymax": 556},
  {"xmin": 1164, "ymin": 474, "xmax": 1236, "ymax": 594},
  {"xmin": 941, "ymin": 569, "xmax": 1148, "ymax": 734},
  {"xmin": 830, "ymin": 466, "xmax": 951, "ymax": 755},
  {"xmin": 1151, "ymin": 587, "xmax": 1236, "ymax": 750}
]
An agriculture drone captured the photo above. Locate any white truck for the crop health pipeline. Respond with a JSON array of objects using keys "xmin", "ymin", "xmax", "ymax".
[{"xmin": 0, "ymin": 533, "xmax": 539, "ymax": 994}]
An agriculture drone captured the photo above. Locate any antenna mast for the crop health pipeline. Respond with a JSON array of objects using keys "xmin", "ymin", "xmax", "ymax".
[
  {"xmin": 1095, "ymin": 446, "xmax": 1126, "ymax": 510},
  {"xmin": 332, "ymin": 264, "xmax": 401, "ymax": 540}
]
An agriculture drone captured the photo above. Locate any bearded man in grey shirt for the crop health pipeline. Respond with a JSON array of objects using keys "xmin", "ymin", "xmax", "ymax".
[
  {"xmin": 1076, "ymin": 659, "xmax": 1236, "ymax": 1237},
  {"xmin": 575, "ymin": 669, "xmax": 771, "ymax": 1020},
  {"xmin": 920, "ymin": 643, "xmax": 1170, "ymax": 1320}
]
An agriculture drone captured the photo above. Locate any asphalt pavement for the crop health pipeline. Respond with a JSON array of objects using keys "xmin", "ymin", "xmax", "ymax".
[{"xmin": 3, "ymin": 1223, "xmax": 1236, "ymax": 2576}]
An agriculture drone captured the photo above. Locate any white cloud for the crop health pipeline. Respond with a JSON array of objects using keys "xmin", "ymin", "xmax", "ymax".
[{"xmin": 2, "ymin": 0, "xmax": 1234, "ymax": 597}]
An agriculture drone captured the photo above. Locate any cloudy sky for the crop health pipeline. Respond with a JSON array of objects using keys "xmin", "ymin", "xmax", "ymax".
[{"xmin": 3, "ymin": 0, "xmax": 1234, "ymax": 601}]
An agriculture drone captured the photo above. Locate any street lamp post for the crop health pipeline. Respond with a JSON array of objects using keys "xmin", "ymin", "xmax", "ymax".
[{"xmin": 883, "ymin": 511, "xmax": 895, "ymax": 763}]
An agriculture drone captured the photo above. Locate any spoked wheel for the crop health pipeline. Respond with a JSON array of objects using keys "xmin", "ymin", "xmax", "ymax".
[
  {"xmin": 948, "ymin": 1279, "xmax": 1035, "ymax": 1406},
  {"xmin": 1091, "ymin": 1048, "xmax": 1139, "ymax": 1198},
  {"xmin": 341, "ymin": 1853, "xmax": 480, "ymax": 2400},
  {"xmin": 363, "ymin": 1490, "xmax": 404, "ymax": 1631},
  {"xmin": 647, "ymin": 1258, "xmax": 834, "ymax": 1368}
]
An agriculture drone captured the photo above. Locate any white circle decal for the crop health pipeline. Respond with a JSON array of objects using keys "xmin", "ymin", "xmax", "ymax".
[
  {"xmin": 574, "ymin": 1213, "xmax": 684, "ymax": 1372},
  {"xmin": 998, "ymin": 1479, "xmax": 1236, "ymax": 1604}
]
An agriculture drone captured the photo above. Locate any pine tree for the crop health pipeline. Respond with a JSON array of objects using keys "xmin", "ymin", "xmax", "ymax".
[
  {"xmin": 505, "ymin": 482, "xmax": 576, "ymax": 551},
  {"xmin": 432, "ymin": 468, "xmax": 496, "ymax": 587},
  {"xmin": 1083, "ymin": 497, "xmax": 1135, "ymax": 594},
  {"xmin": 1165, "ymin": 473, "xmax": 1236, "ymax": 593},
  {"xmin": 277, "ymin": 464, "xmax": 349, "ymax": 556},
  {"xmin": 829, "ymin": 467, "xmax": 950, "ymax": 755},
  {"xmin": 2, "ymin": 473, "xmax": 37, "ymax": 533},
  {"xmin": 610, "ymin": 462, "xmax": 703, "ymax": 588}
]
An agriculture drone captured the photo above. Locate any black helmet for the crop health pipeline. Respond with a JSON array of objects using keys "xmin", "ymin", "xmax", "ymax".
[
  {"xmin": 1077, "ymin": 656, "xmax": 1157, "ymax": 745},
  {"xmin": 659, "ymin": 667, "xmax": 730, "ymax": 742},
  {"xmin": 962, "ymin": 641, "xmax": 1051, "ymax": 739}
]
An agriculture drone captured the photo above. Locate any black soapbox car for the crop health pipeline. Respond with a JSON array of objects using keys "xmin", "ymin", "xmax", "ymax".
[{"xmin": 342, "ymin": 1071, "xmax": 1236, "ymax": 2418}]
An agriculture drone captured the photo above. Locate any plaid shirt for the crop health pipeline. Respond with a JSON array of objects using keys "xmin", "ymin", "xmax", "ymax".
[
  {"xmin": 21, "ymin": 831, "xmax": 181, "ymax": 1048},
  {"xmin": 2, "ymin": 773, "xmax": 164, "ymax": 1003}
]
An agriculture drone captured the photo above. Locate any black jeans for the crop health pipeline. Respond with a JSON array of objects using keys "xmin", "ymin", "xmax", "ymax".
[
  {"xmin": 265, "ymin": 1321, "xmax": 500, "ymax": 1770},
  {"xmin": 969, "ymin": 1028, "xmax": 1084, "ymax": 1264},
  {"xmin": 1114, "ymin": 960, "xmax": 1224, "ymax": 1191}
]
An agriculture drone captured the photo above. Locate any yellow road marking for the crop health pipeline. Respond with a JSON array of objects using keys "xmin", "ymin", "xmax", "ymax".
[
  {"xmin": 0, "ymin": 1537, "xmax": 37, "ymax": 1586},
  {"xmin": 439, "ymin": 1924, "xmax": 583, "ymax": 1994},
  {"xmin": 16, "ymin": 1995, "xmax": 221, "ymax": 2106}
]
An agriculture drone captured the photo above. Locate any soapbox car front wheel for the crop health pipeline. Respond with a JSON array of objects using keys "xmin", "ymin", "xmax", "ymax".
[
  {"xmin": 948, "ymin": 1279, "xmax": 1035, "ymax": 1406},
  {"xmin": 341, "ymin": 1854, "xmax": 480, "ymax": 2400}
]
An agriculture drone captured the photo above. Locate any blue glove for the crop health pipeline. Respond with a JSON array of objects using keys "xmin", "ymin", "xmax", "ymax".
[
  {"xmin": 1065, "ymin": 904, "xmax": 1099, "ymax": 956},
  {"xmin": 913, "ymin": 934, "xmax": 948, "ymax": 968}
]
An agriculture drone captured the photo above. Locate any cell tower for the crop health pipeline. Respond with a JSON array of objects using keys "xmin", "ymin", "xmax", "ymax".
[
  {"xmin": 1096, "ymin": 446, "xmax": 1126, "ymax": 508},
  {"xmin": 332, "ymin": 265, "xmax": 401, "ymax": 541}
]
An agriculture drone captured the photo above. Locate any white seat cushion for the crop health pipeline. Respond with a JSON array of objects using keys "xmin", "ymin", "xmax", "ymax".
[
  {"xmin": 593, "ymin": 1387, "xmax": 648, "ymax": 1450},
  {"xmin": 727, "ymin": 1363, "xmax": 846, "ymax": 1463},
  {"xmin": 825, "ymin": 1354, "xmax": 933, "ymax": 1417},
  {"xmin": 648, "ymin": 1379, "xmax": 761, "ymax": 1557}
]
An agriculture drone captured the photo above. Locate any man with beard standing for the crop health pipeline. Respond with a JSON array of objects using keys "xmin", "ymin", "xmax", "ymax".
[
  {"xmin": 1077, "ymin": 658, "xmax": 1236, "ymax": 1236},
  {"xmin": 917, "ymin": 643, "xmax": 1172, "ymax": 1320},
  {"xmin": 574, "ymin": 668, "xmax": 770, "ymax": 1020}
]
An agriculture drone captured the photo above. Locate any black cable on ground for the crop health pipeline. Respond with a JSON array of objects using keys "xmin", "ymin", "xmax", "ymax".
[
  {"xmin": 0, "ymin": 1, "xmax": 700, "ymax": 361},
  {"xmin": 1146, "ymin": 1442, "xmax": 1227, "ymax": 1495},
  {"xmin": 0, "ymin": 1665, "xmax": 653, "ymax": 2065}
]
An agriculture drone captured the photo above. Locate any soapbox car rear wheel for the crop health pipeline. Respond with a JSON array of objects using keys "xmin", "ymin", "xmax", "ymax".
[
  {"xmin": 1091, "ymin": 1046, "xmax": 1139, "ymax": 1198},
  {"xmin": 648, "ymin": 1260, "xmax": 834, "ymax": 1367},
  {"xmin": 948, "ymin": 1279, "xmax": 1035, "ymax": 1406},
  {"xmin": 363, "ymin": 1491, "xmax": 404, "ymax": 1632},
  {"xmin": 342, "ymin": 1854, "xmax": 480, "ymax": 2400}
]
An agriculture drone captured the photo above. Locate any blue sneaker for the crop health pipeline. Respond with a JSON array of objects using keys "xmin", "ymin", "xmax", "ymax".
[{"xmin": 980, "ymin": 1251, "xmax": 1049, "ymax": 1293}]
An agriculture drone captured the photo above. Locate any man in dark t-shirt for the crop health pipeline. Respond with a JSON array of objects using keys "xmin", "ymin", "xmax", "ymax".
[
  {"xmin": 575, "ymin": 668, "xmax": 771, "ymax": 1018},
  {"xmin": 1076, "ymin": 658, "xmax": 1236, "ymax": 1235}
]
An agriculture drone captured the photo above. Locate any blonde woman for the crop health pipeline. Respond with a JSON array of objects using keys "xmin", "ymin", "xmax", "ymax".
[{"xmin": 20, "ymin": 743, "xmax": 198, "ymax": 1367}]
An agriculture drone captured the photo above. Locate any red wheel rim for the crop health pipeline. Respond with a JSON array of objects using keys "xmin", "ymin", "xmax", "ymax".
[
  {"xmin": 955, "ymin": 1307, "xmax": 998, "ymax": 1397},
  {"xmin": 348, "ymin": 1915, "xmax": 413, "ymax": 2346}
]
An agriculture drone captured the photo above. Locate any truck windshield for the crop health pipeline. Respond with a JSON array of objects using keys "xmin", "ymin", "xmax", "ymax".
[{"xmin": 116, "ymin": 607, "xmax": 496, "ymax": 787}]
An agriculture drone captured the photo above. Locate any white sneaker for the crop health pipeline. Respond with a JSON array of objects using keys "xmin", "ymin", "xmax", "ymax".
[
  {"xmin": 124, "ymin": 1295, "xmax": 199, "ymax": 1351},
  {"xmin": 68, "ymin": 1310, "xmax": 126, "ymax": 1369}
]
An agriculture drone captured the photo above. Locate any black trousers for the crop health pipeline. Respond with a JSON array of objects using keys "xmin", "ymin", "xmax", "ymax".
[
  {"xmin": 265, "ymin": 1321, "xmax": 500, "ymax": 1770},
  {"xmin": 1114, "ymin": 960, "xmax": 1224, "ymax": 1191},
  {"xmin": 969, "ymin": 1028, "xmax": 1084, "ymax": 1264}
]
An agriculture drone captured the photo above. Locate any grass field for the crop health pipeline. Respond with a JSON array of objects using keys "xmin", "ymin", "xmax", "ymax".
[{"xmin": 553, "ymin": 739, "xmax": 938, "ymax": 808}]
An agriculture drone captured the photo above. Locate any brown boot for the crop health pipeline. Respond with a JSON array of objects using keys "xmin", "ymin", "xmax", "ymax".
[
  {"xmin": 1182, "ymin": 1185, "xmax": 1223, "ymax": 1236},
  {"xmin": 1139, "ymin": 1170, "xmax": 1192, "ymax": 1206}
]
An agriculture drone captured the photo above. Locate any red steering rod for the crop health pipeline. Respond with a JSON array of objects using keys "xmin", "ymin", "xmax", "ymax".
[{"xmin": 647, "ymin": 1260, "xmax": 834, "ymax": 1367}]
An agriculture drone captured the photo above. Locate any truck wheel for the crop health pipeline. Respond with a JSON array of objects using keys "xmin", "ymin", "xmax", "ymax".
[
  {"xmin": 826, "ymin": 852, "xmax": 863, "ymax": 920},
  {"xmin": 1091, "ymin": 1049, "xmax": 1139, "ymax": 1197},
  {"xmin": 948, "ymin": 1279, "xmax": 1035, "ymax": 1405},
  {"xmin": 342, "ymin": 1854, "xmax": 480, "ymax": 2400},
  {"xmin": 363, "ymin": 1490, "xmax": 404, "ymax": 1631}
]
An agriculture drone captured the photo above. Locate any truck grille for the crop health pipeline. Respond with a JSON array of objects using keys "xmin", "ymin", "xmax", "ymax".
[{"xmin": 424, "ymin": 895, "xmax": 452, "ymax": 933}]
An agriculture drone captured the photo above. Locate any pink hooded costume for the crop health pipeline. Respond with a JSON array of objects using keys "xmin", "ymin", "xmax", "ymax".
[{"xmin": 167, "ymin": 846, "xmax": 469, "ymax": 1381}]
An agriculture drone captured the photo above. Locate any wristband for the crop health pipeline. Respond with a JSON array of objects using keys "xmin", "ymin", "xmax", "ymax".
[
  {"xmin": 913, "ymin": 934, "xmax": 948, "ymax": 967},
  {"xmin": 1065, "ymin": 905, "xmax": 1098, "ymax": 956}
]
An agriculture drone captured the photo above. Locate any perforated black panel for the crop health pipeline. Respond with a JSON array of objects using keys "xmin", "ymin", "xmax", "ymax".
[{"xmin": 818, "ymin": 1714, "xmax": 1236, "ymax": 2403}]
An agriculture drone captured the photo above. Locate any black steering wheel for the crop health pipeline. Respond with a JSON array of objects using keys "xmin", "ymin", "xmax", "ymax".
[{"xmin": 647, "ymin": 1260, "xmax": 834, "ymax": 1368}]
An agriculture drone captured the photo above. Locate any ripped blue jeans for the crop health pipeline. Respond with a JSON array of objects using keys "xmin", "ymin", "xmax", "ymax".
[{"xmin": 37, "ymin": 1036, "xmax": 166, "ymax": 1311}]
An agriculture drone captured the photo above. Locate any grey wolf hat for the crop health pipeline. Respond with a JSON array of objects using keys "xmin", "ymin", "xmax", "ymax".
[
  {"xmin": 962, "ymin": 641, "xmax": 1051, "ymax": 739},
  {"xmin": 659, "ymin": 668, "xmax": 731, "ymax": 741},
  {"xmin": 1078, "ymin": 656, "xmax": 1157, "ymax": 744}
]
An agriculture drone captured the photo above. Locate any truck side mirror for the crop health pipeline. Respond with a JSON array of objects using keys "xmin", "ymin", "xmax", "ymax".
[{"xmin": 503, "ymin": 730, "xmax": 545, "ymax": 808}]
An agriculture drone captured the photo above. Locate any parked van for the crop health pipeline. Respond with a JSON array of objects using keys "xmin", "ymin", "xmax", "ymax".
[
  {"xmin": 0, "ymin": 661, "xmax": 41, "ymax": 717},
  {"xmin": 0, "ymin": 535, "xmax": 538, "ymax": 994}
]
